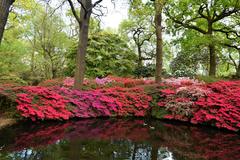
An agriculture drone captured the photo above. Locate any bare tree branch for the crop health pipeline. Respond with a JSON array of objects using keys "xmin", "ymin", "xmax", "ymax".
[
  {"xmin": 49, "ymin": 0, "xmax": 66, "ymax": 17},
  {"xmin": 67, "ymin": 0, "xmax": 81, "ymax": 25},
  {"xmin": 91, "ymin": 0, "xmax": 103, "ymax": 11}
]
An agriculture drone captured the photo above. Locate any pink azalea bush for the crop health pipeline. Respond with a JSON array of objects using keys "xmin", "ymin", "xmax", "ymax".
[
  {"xmin": 95, "ymin": 77, "xmax": 112, "ymax": 85},
  {"xmin": 163, "ymin": 77, "xmax": 204, "ymax": 86},
  {"xmin": 63, "ymin": 77, "xmax": 74, "ymax": 87}
]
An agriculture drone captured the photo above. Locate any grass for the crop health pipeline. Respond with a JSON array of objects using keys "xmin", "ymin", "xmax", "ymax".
[{"xmin": 195, "ymin": 75, "xmax": 225, "ymax": 83}]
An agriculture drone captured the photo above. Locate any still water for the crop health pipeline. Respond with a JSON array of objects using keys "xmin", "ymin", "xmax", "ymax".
[{"xmin": 0, "ymin": 118, "xmax": 239, "ymax": 160}]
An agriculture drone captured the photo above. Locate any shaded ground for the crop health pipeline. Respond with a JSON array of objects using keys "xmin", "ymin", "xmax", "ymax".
[{"xmin": 0, "ymin": 117, "xmax": 16, "ymax": 129}]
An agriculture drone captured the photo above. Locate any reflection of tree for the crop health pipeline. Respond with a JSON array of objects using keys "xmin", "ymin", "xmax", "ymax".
[{"xmin": 0, "ymin": 119, "xmax": 239, "ymax": 160}]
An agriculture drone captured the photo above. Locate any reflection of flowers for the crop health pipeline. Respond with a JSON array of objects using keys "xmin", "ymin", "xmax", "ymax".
[{"xmin": 1, "ymin": 119, "xmax": 239, "ymax": 160}]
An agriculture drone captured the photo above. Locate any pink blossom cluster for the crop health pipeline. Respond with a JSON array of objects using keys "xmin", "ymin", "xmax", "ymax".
[
  {"xmin": 163, "ymin": 77, "xmax": 204, "ymax": 86},
  {"xmin": 63, "ymin": 77, "xmax": 74, "ymax": 87},
  {"xmin": 95, "ymin": 77, "xmax": 112, "ymax": 85}
]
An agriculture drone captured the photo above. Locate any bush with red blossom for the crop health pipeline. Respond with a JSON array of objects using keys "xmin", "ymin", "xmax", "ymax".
[
  {"xmin": 0, "ymin": 78, "xmax": 240, "ymax": 132},
  {"xmin": 39, "ymin": 76, "xmax": 154, "ymax": 90},
  {"xmin": 0, "ymin": 85, "xmax": 152, "ymax": 120},
  {"xmin": 153, "ymin": 80, "xmax": 240, "ymax": 131}
]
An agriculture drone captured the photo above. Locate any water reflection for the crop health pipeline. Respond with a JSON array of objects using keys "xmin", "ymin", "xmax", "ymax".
[{"xmin": 0, "ymin": 118, "xmax": 239, "ymax": 160}]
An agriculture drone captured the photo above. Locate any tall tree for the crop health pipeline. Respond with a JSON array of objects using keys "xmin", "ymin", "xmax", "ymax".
[
  {"xmin": 67, "ymin": 0, "xmax": 103, "ymax": 90},
  {"xmin": 120, "ymin": 0, "xmax": 155, "ymax": 69},
  {"xmin": 154, "ymin": 0, "xmax": 165, "ymax": 83},
  {"xmin": 166, "ymin": 0, "xmax": 240, "ymax": 76},
  {"xmin": 25, "ymin": 3, "xmax": 71, "ymax": 79},
  {"xmin": 0, "ymin": 0, "xmax": 15, "ymax": 44}
]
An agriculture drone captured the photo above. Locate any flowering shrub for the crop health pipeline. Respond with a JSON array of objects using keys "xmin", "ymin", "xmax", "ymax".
[
  {"xmin": 154, "ymin": 80, "xmax": 240, "ymax": 131},
  {"xmin": 176, "ymin": 85, "xmax": 211, "ymax": 98},
  {"xmin": 95, "ymin": 77, "xmax": 112, "ymax": 85},
  {"xmin": 63, "ymin": 77, "xmax": 74, "ymax": 87},
  {"xmin": 38, "ymin": 78, "xmax": 64, "ymax": 87},
  {"xmin": 191, "ymin": 81, "xmax": 240, "ymax": 131},
  {"xmin": 0, "ymin": 85, "xmax": 152, "ymax": 120},
  {"xmin": 15, "ymin": 86, "xmax": 72, "ymax": 121},
  {"xmin": 40, "ymin": 76, "xmax": 154, "ymax": 90},
  {"xmin": 55, "ymin": 87, "xmax": 152, "ymax": 117},
  {"xmin": 1, "ymin": 78, "xmax": 240, "ymax": 132},
  {"xmin": 163, "ymin": 77, "xmax": 204, "ymax": 86}
]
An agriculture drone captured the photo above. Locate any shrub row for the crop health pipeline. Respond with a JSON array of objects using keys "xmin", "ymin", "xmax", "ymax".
[{"xmin": 0, "ymin": 77, "xmax": 239, "ymax": 131}]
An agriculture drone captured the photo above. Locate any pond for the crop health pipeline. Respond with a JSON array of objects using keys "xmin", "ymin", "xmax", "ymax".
[{"xmin": 0, "ymin": 118, "xmax": 239, "ymax": 160}]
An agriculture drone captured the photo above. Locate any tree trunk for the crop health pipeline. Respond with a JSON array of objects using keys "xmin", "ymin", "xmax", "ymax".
[
  {"xmin": 74, "ymin": 0, "xmax": 92, "ymax": 90},
  {"xmin": 209, "ymin": 44, "xmax": 217, "ymax": 76},
  {"xmin": 137, "ymin": 45, "xmax": 143, "ymax": 68},
  {"xmin": 0, "ymin": 0, "xmax": 14, "ymax": 44},
  {"xmin": 236, "ymin": 51, "xmax": 240, "ymax": 78},
  {"xmin": 236, "ymin": 66, "xmax": 240, "ymax": 78},
  {"xmin": 154, "ymin": 0, "xmax": 164, "ymax": 83},
  {"xmin": 207, "ymin": 21, "xmax": 217, "ymax": 77}
]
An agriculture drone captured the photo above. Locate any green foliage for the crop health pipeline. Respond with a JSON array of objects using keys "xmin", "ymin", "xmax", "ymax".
[
  {"xmin": 166, "ymin": 0, "xmax": 240, "ymax": 77},
  {"xmin": 25, "ymin": 5, "xmax": 72, "ymax": 79},
  {"xmin": 1, "ymin": 0, "xmax": 72, "ymax": 82},
  {"xmin": 195, "ymin": 75, "xmax": 224, "ymax": 83},
  {"xmin": 0, "ymin": 40, "xmax": 29, "ymax": 76},
  {"xmin": 65, "ymin": 31, "xmax": 137, "ymax": 77},
  {"xmin": 133, "ymin": 64, "xmax": 155, "ymax": 78},
  {"xmin": 0, "ymin": 74, "xmax": 27, "ymax": 85}
]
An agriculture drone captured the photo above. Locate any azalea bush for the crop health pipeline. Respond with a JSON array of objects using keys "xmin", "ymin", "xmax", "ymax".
[
  {"xmin": 0, "ymin": 77, "xmax": 240, "ymax": 132},
  {"xmin": 0, "ymin": 85, "xmax": 152, "ymax": 120},
  {"xmin": 153, "ymin": 80, "xmax": 240, "ymax": 131},
  {"xmin": 39, "ymin": 76, "xmax": 154, "ymax": 89},
  {"xmin": 162, "ymin": 77, "xmax": 204, "ymax": 86},
  {"xmin": 38, "ymin": 78, "xmax": 64, "ymax": 87}
]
